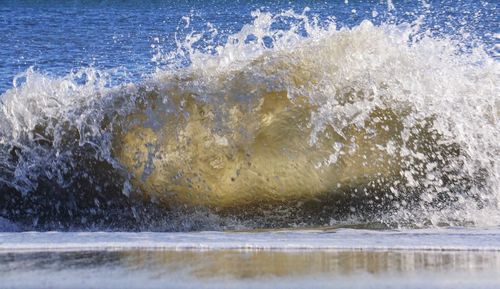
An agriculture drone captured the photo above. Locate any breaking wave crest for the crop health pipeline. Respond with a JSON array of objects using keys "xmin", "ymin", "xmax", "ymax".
[{"xmin": 0, "ymin": 10, "xmax": 498, "ymax": 230}]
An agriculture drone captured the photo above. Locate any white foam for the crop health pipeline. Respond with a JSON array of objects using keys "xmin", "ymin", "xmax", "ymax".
[{"xmin": 1, "ymin": 228, "xmax": 499, "ymax": 252}]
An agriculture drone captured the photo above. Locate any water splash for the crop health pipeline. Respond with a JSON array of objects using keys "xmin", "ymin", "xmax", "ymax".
[{"xmin": 0, "ymin": 10, "xmax": 498, "ymax": 230}]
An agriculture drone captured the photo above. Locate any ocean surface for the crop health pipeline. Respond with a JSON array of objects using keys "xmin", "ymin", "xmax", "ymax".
[{"xmin": 0, "ymin": 1, "xmax": 499, "ymax": 287}]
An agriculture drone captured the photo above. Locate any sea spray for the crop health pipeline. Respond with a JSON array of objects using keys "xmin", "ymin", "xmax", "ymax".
[{"xmin": 0, "ymin": 10, "xmax": 498, "ymax": 230}]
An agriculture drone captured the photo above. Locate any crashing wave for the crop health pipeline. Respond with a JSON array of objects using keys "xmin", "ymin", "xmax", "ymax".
[{"xmin": 0, "ymin": 11, "xmax": 498, "ymax": 230}]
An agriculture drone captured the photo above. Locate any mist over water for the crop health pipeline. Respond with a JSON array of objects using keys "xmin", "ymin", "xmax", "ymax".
[{"xmin": 0, "ymin": 1, "xmax": 498, "ymax": 231}]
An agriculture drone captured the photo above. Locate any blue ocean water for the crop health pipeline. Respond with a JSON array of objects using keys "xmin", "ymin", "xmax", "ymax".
[{"xmin": 0, "ymin": 0, "xmax": 497, "ymax": 93}]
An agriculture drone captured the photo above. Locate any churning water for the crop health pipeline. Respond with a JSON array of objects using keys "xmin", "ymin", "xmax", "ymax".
[{"xmin": 0, "ymin": 0, "xmax": 498, "ymax": 231}]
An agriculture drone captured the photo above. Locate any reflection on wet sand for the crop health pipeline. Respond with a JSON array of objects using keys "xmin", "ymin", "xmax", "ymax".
[
  {"xmin": 2, "ymin": 250, "xmax": 499, "ymax": 279},
  {"xmin": 2, "ymin": 249, "xmax": 500, "ymax": 288},
  {"xmin": 124, "ymin": 250, "xmax": 500, "ymax": 279}
]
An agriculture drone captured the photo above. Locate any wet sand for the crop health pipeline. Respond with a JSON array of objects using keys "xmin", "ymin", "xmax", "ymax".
[
  {"xmin": 1, "ymin": 249, "xmax": 499, "ymax": 289},
  {"xmin": 1, "ymin": 229, "xmax": 500, "ymax": 288}
]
